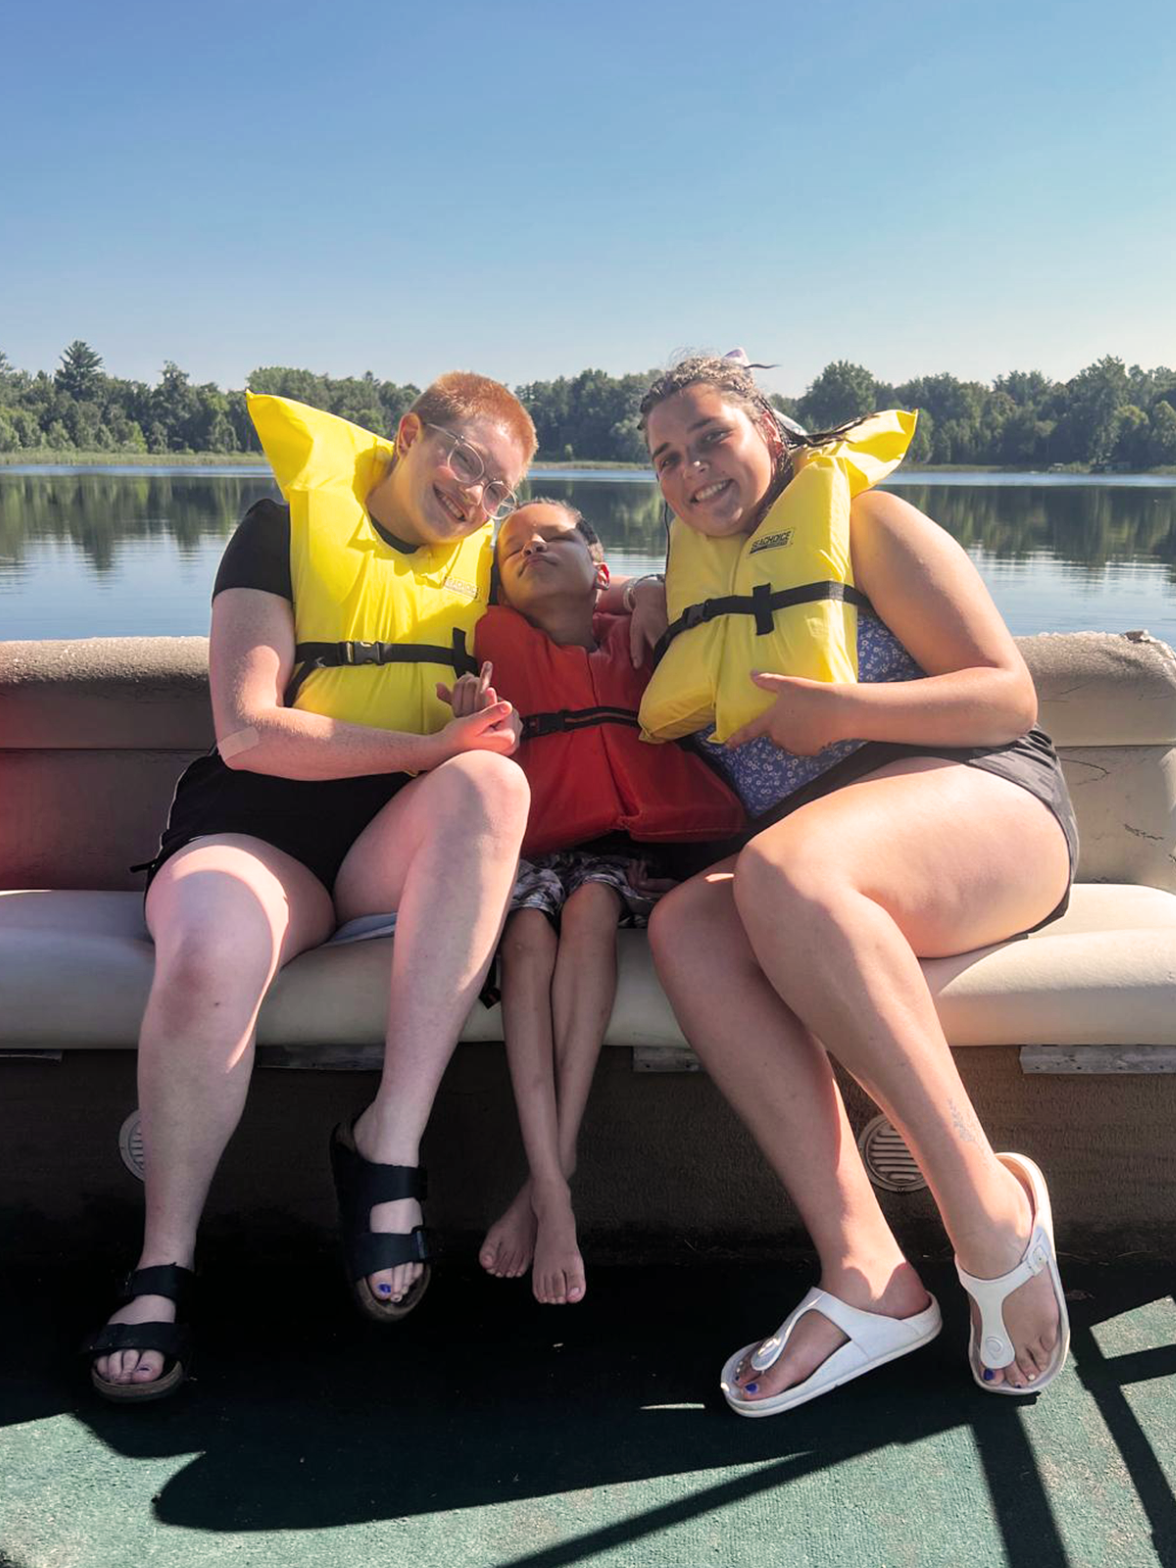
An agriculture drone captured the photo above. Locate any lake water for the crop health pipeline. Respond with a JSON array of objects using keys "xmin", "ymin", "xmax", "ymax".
[{"xmin": 1, "ymin": 467, "xmax": 1175, "ymax": 643}]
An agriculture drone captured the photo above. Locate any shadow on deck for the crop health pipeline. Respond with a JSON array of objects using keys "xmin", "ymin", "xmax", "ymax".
[{"xmin": 3, "ymin": 1253, "xmax": 1174, "ymax": 1568}]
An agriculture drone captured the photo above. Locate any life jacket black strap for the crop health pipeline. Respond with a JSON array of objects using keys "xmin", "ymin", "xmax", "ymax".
[
  {"xmin": 653, "ymin": 581, "xmax": 872, "ymax": 664},
  {"xmin": 284, "ymin": 629, "xmax": 477, "ymax": 706},
  {"xmin": 521, "ymin": 705, "xmax": 640, "ymax": 742}
]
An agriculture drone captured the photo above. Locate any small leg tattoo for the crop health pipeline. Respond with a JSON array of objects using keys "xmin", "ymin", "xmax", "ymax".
[{"xmin": 949, "ymin": 1097, "xmax": 982, "ymax": 1146}]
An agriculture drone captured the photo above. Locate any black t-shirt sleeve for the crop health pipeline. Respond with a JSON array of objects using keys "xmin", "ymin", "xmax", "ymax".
[{"xmin": 212, "ymin": 499, "xmax": 292, "ymax": 601}]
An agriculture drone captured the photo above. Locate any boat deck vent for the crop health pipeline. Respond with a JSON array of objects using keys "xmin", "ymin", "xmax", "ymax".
[
  {"xmin": 118, "ymin": 1110, "xmax": 145, "ymax": 1182},
  {"xmin": 857, "ymin": 1113, "xmax": 927, "ymax": 1193}
]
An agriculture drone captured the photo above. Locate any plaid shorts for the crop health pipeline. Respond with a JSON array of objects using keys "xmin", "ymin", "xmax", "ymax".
[
  {"xmin": 510, "ymin": 850, "xmax": 662, "ymax": 927},
  {"xmin": 328, "ymin": 848, "xmax": 667, "ymax": 947}
]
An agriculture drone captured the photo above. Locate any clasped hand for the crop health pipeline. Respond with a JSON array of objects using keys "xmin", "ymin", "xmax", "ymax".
[
  {"xmin": 435, "ymin": 661, "xmax": 523, "ymax": 757},
  {"xmin": 435, "ymin": 659, "xmax": 850, "ymax": 761},
  {"xmin": 725, "ymin": 672, "xmax": 854, "ymax": 755}
]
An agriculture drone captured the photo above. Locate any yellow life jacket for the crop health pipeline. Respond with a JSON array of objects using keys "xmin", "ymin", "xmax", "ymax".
[
  {"xmin": 639, "ymin": 409, "xmax": 917, "ymax": 744},
  {"xmin": 247, "ymin": 392, "xmax": 490, "ymax": 738}
]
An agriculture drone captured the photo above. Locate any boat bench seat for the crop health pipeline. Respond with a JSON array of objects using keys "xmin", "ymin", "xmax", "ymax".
[
  {"xmin": 1, "ymin": 631, "xmax": 1174, "ymax": 1072},
  {"xmin": 0, "ymin": 881, "xmax": 1174, "ymax": 1063}
]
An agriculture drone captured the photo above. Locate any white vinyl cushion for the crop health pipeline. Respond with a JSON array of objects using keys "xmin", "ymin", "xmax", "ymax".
[{"xmin": 1, "ymin": 883, "xmax": 1173, "ymax": 1054}]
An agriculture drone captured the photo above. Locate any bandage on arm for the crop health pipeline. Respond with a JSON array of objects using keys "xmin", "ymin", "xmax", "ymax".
[{"xmin": 218, "ymin": 725, "xmax": 261, "ymax": 761}]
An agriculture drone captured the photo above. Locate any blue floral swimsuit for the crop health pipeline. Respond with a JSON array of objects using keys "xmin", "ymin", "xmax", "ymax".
[
  {"xmin": 698, "ymin": 614, "xmax": 923, "ymax": 818},
  {"xmin": 693, "ymin": 613, "xmax": 1079, "ymax": 929}
]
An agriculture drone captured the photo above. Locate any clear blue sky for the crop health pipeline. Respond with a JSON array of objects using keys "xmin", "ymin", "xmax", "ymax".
[{"xmin": 3, "ymin": 0, "xmax": 1173, "ymax": 402}]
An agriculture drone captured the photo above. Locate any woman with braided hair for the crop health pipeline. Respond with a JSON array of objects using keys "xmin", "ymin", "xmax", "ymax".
[{"xmin": 639, "ymin": 354, "xmax": 1077, "ymax": 1414}]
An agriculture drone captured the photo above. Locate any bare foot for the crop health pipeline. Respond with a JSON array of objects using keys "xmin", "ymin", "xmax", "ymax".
[
  {"xmin": 480, "ymin": 1182, "xmax": 538, "ymax": 1279},
  {"xmin": 729, "ymin": 1259, "xmax": 930, "ymax": 1407},
  {"xmin": 352, "ymin": 1108, "xmax": 426, "ymax": 1309},
  {"xmin": 530, "ymin": 1178, "xmax": 586, "ymax": 1305},
  {"xmin": 958, "ymin": 1160, "xmax": 1062, "ymax": 1391}
]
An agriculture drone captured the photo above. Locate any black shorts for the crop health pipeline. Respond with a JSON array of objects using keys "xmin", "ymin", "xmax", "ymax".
[
  {"xmin": 677, "ymin": 727, "xmax": 1077, "ymax": 932},
  {"xmin": 142, "ymin": 752, "xmax": 414, "ymax": 894},
  {"xmin": 742, "ymin": 725, "xmax": 1078, "ymax": 933}
]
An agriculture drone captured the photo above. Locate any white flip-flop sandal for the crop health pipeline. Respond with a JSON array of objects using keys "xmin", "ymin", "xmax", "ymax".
[
  {"xmin": 956, "ymin": 1152, "xmax": 1070, "ymax": 1395},
  {"xmin": 719, "ymin": 1285, "xmax": 943, "ymax": 1418}
]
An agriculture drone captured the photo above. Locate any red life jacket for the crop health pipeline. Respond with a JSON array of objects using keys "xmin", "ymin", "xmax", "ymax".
[{"xmin": 475, "ymin": 606, "xmax": 746, "ymax": 858}]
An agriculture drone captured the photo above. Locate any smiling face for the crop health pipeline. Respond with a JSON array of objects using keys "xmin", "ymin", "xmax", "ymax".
[
  {"xmin": 495, "ymin": 502, "xmax": 606, "ymax": 616},
  {"xmin": 371, "ymin": 413, "xmax": 530, "ymax": 548},
  {"xmin": 645, "ymin": 385, "xmax": 776, "ymax": 538}
]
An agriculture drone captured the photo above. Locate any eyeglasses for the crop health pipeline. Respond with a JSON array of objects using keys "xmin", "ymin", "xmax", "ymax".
[{"xmin": 424, "ymin": 423, "xmax": 517, "ymax": 521}]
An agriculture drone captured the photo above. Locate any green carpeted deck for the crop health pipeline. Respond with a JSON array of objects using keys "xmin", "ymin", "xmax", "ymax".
[{"xmin": 3, "ymin": 1254, "xmax": 1175, "ymax": 1568}]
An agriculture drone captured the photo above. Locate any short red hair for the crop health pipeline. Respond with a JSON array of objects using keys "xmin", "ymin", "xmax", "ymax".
[{"xmin": 409, "ymin": 372, "xmax": 537, "ymax": 464}]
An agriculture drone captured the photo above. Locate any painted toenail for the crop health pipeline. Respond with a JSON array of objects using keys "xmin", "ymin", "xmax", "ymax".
[
  {"xmin": 378, "ymin": 1283, "xmax": 392, "ymax": 1295},
  {"xmin": 983, "ymin": 1369, "xmax": 995, "ymax": 1382},
  {"xmin": 744, "ymin": 1382, "xmax": 759, "ymax": 1395}
]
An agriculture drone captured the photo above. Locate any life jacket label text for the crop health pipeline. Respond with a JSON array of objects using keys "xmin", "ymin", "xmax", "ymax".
[{"xmin": 749, "ymin": 530, "xmax": 794, "ymax": 555}]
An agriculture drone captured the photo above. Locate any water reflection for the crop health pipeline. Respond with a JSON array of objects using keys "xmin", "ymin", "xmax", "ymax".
[
  {"xmin": 0, "ymin": 474, "xmax": 278, "ymax": 575},
  {"xmin": 891, "ymin": 483, "xmax": 1176, "ymax": 574},
  {"xmin": 1, "ymin": 471, "xmax": 1175, "ymax": 640}
]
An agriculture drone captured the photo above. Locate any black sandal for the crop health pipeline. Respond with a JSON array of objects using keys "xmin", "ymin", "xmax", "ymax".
[
  {"xmin": 82, "ymin": 1264, "xmax": 196, "ymax": 1403},
  {"xmin": 329, "ymin": 1120, "xmax": 432, "ymax": 1322}
]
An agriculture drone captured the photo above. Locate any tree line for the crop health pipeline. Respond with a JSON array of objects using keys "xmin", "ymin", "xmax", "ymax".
[{"xmin": 2, "ymin": 343, "xmax": 1175, "ymax": 469}]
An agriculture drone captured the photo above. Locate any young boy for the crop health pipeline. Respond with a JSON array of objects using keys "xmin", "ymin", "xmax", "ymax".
[{"xmin": 440, "ymin": 500, "xmax": 743, "ymax": 1305}]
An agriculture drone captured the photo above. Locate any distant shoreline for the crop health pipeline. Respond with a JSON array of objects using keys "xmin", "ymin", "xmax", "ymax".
[
  {"xmin": 2, "ymin": 451, "xmax": 1174, "ymax": 480},
  {"xmin": 0, "ymin": 451, "xmax": 655, "ymax": 472}
]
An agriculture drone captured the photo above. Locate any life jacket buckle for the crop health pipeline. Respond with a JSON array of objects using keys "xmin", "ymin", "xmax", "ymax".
[
  {"xmin": 347, "ymin": 642, "xmax": 384, "ymax": 666},
  {"xmin": 524, "ymin": 711, "xmax": 569, "ymax": 740},
  {"xmin": 681, "ymin": 600, "xmax": 715, "ymax": 632}
]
